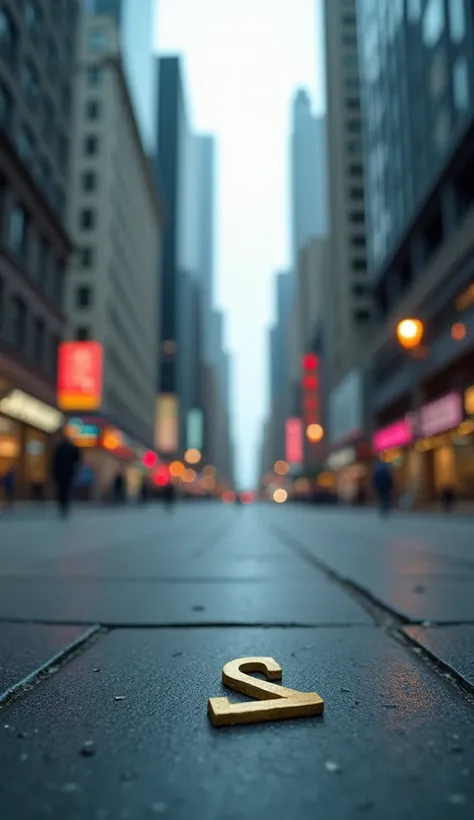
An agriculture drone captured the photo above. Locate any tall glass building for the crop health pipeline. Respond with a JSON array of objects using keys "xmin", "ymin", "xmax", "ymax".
[
  {"xmin": 358, "ymin": 0, "xmax": 474, "ymax": 286},
  {"xmin": 85, "ymin": 0, "xmax": 157, "ymax": 153}
]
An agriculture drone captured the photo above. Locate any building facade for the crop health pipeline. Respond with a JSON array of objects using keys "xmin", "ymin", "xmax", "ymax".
[
  {"xmin": 64, "ymin": 13, "xmax": 164, "ymax": 498},
  {"xmin": 85, "ymin": 0, "xmax": 157, "ymax": 153},
  {"xmin": 323, "ymin": 0, "xmax": 372, "ymax": 397},
  {"xmin": 358, "ymin": 0, "xmax": 474, "ymax": 501},
  {"xmin": 155, "ymin": 56, "xmax": 203, "ymax": 459},
  {"xmin": 291, "ymin": 89, "xmax": 327, "ymax": 269},
  {"xmin": 0, "ymin": 0, "xmax": 80, "ymax": 499}
]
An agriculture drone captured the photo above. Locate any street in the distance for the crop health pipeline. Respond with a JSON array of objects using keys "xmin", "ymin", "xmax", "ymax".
[{"xmin": 1, "ymin": 503, "xmax": 474, "ymax": 819}]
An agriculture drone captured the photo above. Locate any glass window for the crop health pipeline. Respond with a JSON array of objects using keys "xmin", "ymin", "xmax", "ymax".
[
  {"xmin": 449, "ymin": 0, "xmax": 466, "ymax": 42},
  {"xmin": 47, "ymin": 39, "xmax": 58, "ymax": 75},
  {"xmin": 36, "ymin": 237, "xmax": 49, "ymax": 287},
  {"xmin": 86, "ymin": 99, "xmax": 100, "ymax": 119},
  {"xmin": 41, "ymin": 96, "xmax": 54, "ymax": 139},
  {"xmin": 11, "ymin": 296, "xmax": 27, "ymax": 349},
  {"xmin": 17, "ymin": 125, "xmax": 35, "ymax": 170},
  {"xmin": 422, "ymin": 0, "xmax": 445, "ymax": 47},
  {"xmin": 76, "ymin": 285, "xmax": 92, "ymax": 308},
  {"xmin": 26, "ymin": 1, "xmax": 42, "ymax": 39},
  {"xmin": 57, "ymin": 133, "xmax": 68, "ymax": 171},
  {"xmin": 88, "ymin": 27, "xmax": 108, "ymax": 52},
  {"xmin": 53, "ymin": 261, "xmax": 64, "ymax": 308},
  {"xmin": 22, "ymin": 62, "xmax": 40, "ymax": 107},
  {"xmin": 84, "ymin": 135, "xmax": 99, "ymax": 156},
  {"xmin": 80, "ymin": 209, "xmax": 95, "ymax": 230},
  {"xmin": 434, "ymin": 106, "xmax": 450, "ymax": 150},
  {"xmin": 82, "ymin": 171, "xmax": 97, "ymax": 192},
  {"xmin": 87, "ymin": 65, "xmax": 102, "ymax": 86},
  {"xmin": 33, "ymin": 317, "xmax": 45, "ymax": 366},
  {"xmin": 453, "ymin": 56, "xmax": 470, "ymax": 111},
  {"xmin": 0, "ymin": 81, "xmax": 13, "ymax": 133},
  {"xmin": 429, "ymin": 49, "xmax": 448, "ymax": 98},
  {"xmin": 0, "ymin": 9, "xmax": 17, "ymax": 65},
  {"xmin": 76, "ymin": 326, "xmax": 90, "ymax": 341},
  {"xmin": 80, "ymin": 247, "xmax": 94, "ymax": 268},
  {"xmin": 9, "ymin": 205, "xmax": 29, "ymax": 258},
  {"xmin": 407, "ymin": 0, "xmax": 422, "ymax": 22}
]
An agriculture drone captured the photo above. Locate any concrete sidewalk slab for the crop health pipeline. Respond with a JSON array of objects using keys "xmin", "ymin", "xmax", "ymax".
[
  {"xmin": 0, "ymin": 576, "xmax": 371, "ymax": 626},
  {"xmin": 1, "ymin": 627, "xmax": 473, "ymax": 819},
  {"xmin": 404, "ymin": 625, "xmax": 474, "ymax": 688}
]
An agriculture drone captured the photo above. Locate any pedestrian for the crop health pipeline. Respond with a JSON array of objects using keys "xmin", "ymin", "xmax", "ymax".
[
  {"xmin": 371, "ymin": 459, "xmax": 394, "ymax": 516},
  {"xmin": 51, "ymin": 427, "xmax": 81, "ymax": 517},
  {"xmin": 442, "ymin": 484, "xmax": 455, "ymax": 513},
  {"xmin": 1, "ymin": 465, "xmax": 15, "ymax": 512},
  {"xmin": 163, "ymin": 482, "xmax": 175, "ymax": 510},
  {"xmin": 112, "ymin": 471, "xmax": 126, "ymax": 504}
]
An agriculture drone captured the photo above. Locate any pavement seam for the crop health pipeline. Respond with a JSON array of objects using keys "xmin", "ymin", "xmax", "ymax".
[
  {"xmin": 267, "ymin": 521, "xmax": 474, "ymax": 706},
  {"xmin": 393, "ymin": 627, "xmax": 474, "ymax": 705},
  {"xmin": 0, "ymin": 617, "xmax": 372, "ymax": 629},
  {"xmin": 0, "ymin": 624, "xmax": 102, "ymax": 710}
]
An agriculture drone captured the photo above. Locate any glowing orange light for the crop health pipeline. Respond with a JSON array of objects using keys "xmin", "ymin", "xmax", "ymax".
[
  {"xmin": 184, "ymin": 448, "xmax": 201, "ymax": 465},
  {"xmin": 273, "ymin": 488, "xmax": 288, "ymax": 504},
  {"xmin": 274, "ymin": 460, "xmax": 289, "ymax": 476},
  {"xmin": 396, "ymin": 318, "xmax": 424, "ymax": 349},
  {"xmin": 306, "ymin": 423, "xmax": 324, "ymax": 443},
  {"xmin": 103, "ymin": 430, "xmax": 123, "ymax": 450},
  {"xmin": 222, "ymin": 490, "xmax": 236, "ymax": 503},
  {"xmin": 169, "ymin": 460, "xmax": 185, "ymax": 478},
  {"xmin": 201, "ymin": 475, "xmax": 216, "ymax": 491},
  {"xmin": 451, "ymin": 322, "xmax": 466, "ymax": 341},
  {"xmin": 182, "ymin": 468, "xmax": 196, "ymax": 483}
]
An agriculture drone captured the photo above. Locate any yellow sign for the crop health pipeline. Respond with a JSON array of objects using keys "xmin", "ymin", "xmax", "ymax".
[{"xmin": 208, "ymin": 657, "xmax": 324, "ymax": 726}]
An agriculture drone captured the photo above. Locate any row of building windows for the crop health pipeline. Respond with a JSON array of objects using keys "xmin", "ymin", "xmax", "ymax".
[
  {"xmin": 0, "ymin": 4, "xmax": 74, "ymax": 71},
  {"xmin": 0, "ymin": 180, "xmax": 65, "ymax": 308},
  {"xmin": 0, "ymin": 276, "xmax": 60, "ymax": 373}
]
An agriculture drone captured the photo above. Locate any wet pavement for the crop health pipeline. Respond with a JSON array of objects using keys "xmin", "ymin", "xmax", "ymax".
[{"xmin": 1, "ymin": 503, "xmax": 474, "ymax": 818}]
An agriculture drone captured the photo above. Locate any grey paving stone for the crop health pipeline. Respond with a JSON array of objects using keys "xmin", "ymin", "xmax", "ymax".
[
  {"xmin": 404, "ymin": 624, "xmax": 474, "ymax": 687},
  {"xmin": 0, "ymin": 628, "xmax": 473, "ymax": 819}
]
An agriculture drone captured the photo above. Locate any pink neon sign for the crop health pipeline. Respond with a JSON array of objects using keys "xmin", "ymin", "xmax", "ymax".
[
  {"xmin": 285, "ymin": 417, "xmax": 303, "ymax": 464},
  {"xmin": 372, "ymin": 418, "xmax": 414, "ymax": 453},
  {"xmin": 419, "ymin": 392, "xmax": 463, "ymax": 437}
]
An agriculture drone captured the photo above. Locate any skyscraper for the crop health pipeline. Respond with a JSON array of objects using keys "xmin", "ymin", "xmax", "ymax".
[
  {"xmin": 291, "ymin": 89, "xmax": 327, "ymax": 267},
  {"xmin": 65, "ymin": 14, "xmax": 164, "ymax": 478},
  {"xmin": 358, "ymin": 0, "xmax": 474, "ymax": 502},
  {"xmin": 0, "ymin": 0, "xmax": 80, "ymax": 499},
  {"xmin": 323, "ymin": 0, "xmax": 371, "ymax": 394},
  {"xmin": 155, "ymin": 56, "xmax": 201, "ymax": 456},
  {"xmin": 85, "ymin": 0, "xmax": 157, "ymax": 153}
]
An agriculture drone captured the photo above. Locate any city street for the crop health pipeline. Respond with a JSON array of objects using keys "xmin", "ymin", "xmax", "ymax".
[{"xmin": 1, "ymin": 504, "xmax": 474, "ymax": 818}]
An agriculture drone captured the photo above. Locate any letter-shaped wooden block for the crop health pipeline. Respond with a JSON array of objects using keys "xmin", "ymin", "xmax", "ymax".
[{"xmin": 208, "ymin": 656, "xmax": 324, "ymax": 727}]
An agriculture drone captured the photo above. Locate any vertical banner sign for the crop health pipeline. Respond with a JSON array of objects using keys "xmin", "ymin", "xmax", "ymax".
[
  {"xmin": 57, "ymin": 342, "xmax": 103, "ymax": 411},
  {"xmin": 155, "ymin": 394, "xmax": 178, "ymax": 453},
  {"xmin": 187, "ymin": 408, "xmax": 203, "ymax": 450},
  {"xmin": 302, "ymin": 353, "xmax": 320, "ymax": 432},
  {"xmin": 285, "ymin": 418, "xmax": 303, "ymax": 464}
]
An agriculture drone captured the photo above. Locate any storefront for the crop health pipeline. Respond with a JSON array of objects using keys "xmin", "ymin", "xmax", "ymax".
[
  {"xmin": 372, "ymin": 390, "xmax": 474, "ymax": 500},
  {"xmin": 0, "ymin": 389, "xmax": 63, "ymax": 499},
  {"xmin": 65, "ymin": 416, "xmax": 150, "ymax": 501},
  {"xmin": 327, "ymin": 441, "xmax": 372, "ymax": 503}
]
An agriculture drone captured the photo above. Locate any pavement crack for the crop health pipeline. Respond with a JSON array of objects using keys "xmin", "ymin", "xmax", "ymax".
[{"xmin": 0, "ymin": 625, "xmax": 103, "ymax": 711}]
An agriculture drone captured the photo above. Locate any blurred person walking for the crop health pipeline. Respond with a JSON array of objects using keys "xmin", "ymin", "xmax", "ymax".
[
  {"xmin": 52, "ymin": 428, "xmax": 81, "ymax": 518},
  {"xmin": 1, "ymin": 466, "xmax": 15, "ymax": 512},
  {"xmin": 371, "ymin": 459, "xmax": 394, "ymax": 516}
]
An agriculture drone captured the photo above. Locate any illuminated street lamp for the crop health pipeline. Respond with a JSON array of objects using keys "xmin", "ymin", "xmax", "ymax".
[
  {"xmin": 306, "ymin": 423, "xmax": 324, "ymax": 443},
  {"xmin": 396, "ymin": 318, "xmax": 424, "ymax": 349}
]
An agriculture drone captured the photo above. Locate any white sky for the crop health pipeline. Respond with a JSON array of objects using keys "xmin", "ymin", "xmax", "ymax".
[{"xmin": 156, "ymin": 0, "xmax": 325, "ymax": 488}]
